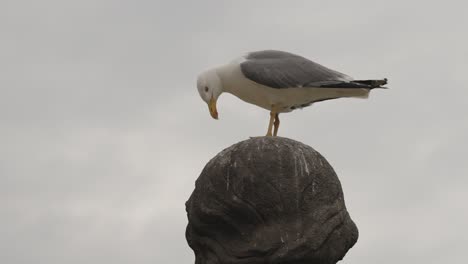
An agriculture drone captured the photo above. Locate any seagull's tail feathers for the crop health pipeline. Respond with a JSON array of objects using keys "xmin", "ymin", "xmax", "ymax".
[{"xmin": 318, "ymin": 78, "xmax": 388, "ymax": 89}]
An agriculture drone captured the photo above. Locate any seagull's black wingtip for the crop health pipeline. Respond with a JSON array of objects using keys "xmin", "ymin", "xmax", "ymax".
[
  {"xmin": 353, "ymin": 78, "xmax": 388, "ymax": 88},
  {"xmin": 381, "ymin": 78, "xmax": 388, "ymax": 86}
]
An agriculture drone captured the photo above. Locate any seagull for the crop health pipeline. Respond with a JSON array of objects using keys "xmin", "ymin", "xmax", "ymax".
[{"xmin": 197, "ymin": 50, "xmax": 387, "ymax": 136}]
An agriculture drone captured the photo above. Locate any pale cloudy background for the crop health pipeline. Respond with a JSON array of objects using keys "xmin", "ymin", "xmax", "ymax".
[{"xmin": 1, "ymin": 0, "xmax": 467, "ymax": 263}]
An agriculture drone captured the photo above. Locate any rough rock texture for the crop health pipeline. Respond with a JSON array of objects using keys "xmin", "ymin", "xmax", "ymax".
[{"xmin": 186, "ymin": 137, "xmax": 358, "ymax": 264}]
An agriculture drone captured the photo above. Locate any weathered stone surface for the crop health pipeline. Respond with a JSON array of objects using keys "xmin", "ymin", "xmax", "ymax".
[{"xmin": 186, "ymin": 137, "xmax": 358, "ymax": 264}]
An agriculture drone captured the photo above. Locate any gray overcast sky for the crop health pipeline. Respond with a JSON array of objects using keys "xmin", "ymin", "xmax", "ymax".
[{"xmin": 1, "ymin": 0, "xmax": 467, "ymax": 263}]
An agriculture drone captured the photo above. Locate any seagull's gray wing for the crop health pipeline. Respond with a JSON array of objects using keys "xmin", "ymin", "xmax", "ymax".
[{"xmin": 240, "ymin": 50, "xmax": 354, "ymax": 89}]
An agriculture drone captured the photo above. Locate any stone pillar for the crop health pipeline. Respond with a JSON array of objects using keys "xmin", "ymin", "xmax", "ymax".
[{"xmin": 186, "ymin": 137, "xmax": 358, "ymax": 264}]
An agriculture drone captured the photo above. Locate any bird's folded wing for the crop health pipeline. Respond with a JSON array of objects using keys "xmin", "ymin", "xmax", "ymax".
[{"xmin": 240, "ymin": 50, "xmax": 352, "ymax": 89}]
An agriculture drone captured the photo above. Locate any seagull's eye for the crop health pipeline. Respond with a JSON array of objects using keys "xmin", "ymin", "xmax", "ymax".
[{"xmin": 204, "ymin": 86, "xmax": 209, "ymax": 92}]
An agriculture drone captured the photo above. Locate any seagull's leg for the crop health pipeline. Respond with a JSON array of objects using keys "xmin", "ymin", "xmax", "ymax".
[
  {"xmin": 266, "ymin": 111, "xmax": 275, "ymax": 136},
  {"xmin": 273, "ymin": 113, "xmax": 280, "ymax": 136}
]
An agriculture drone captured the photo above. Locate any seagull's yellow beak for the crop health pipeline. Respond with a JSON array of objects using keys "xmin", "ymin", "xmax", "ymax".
[{"xmin": 208, "ymin": 97, "xmax": 218, "ymax": 119}]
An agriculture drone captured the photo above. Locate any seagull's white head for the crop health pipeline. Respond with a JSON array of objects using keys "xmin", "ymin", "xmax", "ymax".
[{"xmin": 197, "ymin": 69, "xmax": 223, "ymax": 119}]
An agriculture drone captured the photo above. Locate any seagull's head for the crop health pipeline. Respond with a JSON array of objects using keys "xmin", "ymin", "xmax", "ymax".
[{"xmin": 197, "ymin": 69, "xmax": 223, "ymax": 120}]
